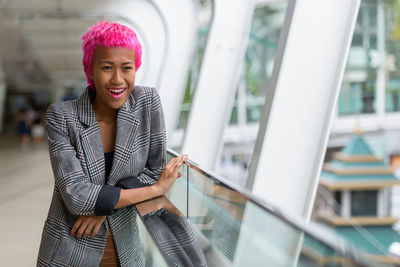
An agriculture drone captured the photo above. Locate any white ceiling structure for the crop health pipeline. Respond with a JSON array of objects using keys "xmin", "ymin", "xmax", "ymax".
[
  {"xmin": 0, "ymin": 0, "xmax": 199, "ymax": 93},
  {"xmin": 0, "ymin": 0, "xmax": 208, "ymax": 137}
]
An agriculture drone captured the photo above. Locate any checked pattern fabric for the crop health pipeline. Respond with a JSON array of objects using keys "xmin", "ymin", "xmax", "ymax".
[{"xmin": 37, "ymin": 86, "xmax": 167, "ymax": 267}]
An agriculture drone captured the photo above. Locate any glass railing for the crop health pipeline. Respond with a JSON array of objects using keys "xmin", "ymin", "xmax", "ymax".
[
  {"xmin": 136, "ymin": 215, "xmax": 169, "ymax": 267},
  {"xmin": 136, "ymin": 149, "xmax": 399, "ymax": 266},
  {"xmin": 170, "ymin": 149, "xmax": 400, "ymax": 266}
]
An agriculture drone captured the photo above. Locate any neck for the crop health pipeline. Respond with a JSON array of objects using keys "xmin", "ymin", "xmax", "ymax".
[{"xmin": 93, "ymin": 100, "xmax": 118, "ymax": 123}]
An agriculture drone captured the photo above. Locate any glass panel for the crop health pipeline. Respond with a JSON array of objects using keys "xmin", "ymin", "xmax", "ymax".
[
  {"xmin": 166, "ymin": 153, "xmax": 188, "ymax": 216},
  {"xmin": 244, "ymin": 2, "xmax": 288, "ymax": 102},
  {"xmin": 166, "ymin": 150, "xmax": 398, "ymax": 266},
  {"xmin": 177, "ymin": 103, "xmax": 191, "ymax": 129},
  {"xmin": 246, "ymin": 97, "xmax": 265, "ymax": 123},
  {"xmin": 137, "ymin": 217, "xmax": 169, "ymax": 267},
  {"xmin": 136, "ymin": 196, "xmax": 207, "ymax": 267},
  {"xmin": 177, "ymin": 1, "xmax": 212, "ymax": 132},
  {"xmin": 183, "ymin": 163, "xmax": 381, "ymax": 266},
  {"xmin": 386, "ymin": 1, "xmax": 400, "ymax": 112},
  {"xmin": 340, "ymin": 0, "xmax": 400, "ymax": 115},
  {"xmin": 339, "ymin": 1, "xmax": 378, "ymax": 116},
  {"xmin": 243, "ymin": 1, "xmax": 287, "ymax": 123},
  {"xmin": 187, "ymin": 166, "xmax": 244, "ymax": 262},
  {"xmin": 338, "ymin": 81, "xmax": 376, "ymax": 115},
  {"xmin": 219, "ymin": 0, "xmax": 288, "ymax": 188},
  {"xmin": 229, "ymin": 104, "xmax": 238, "ymax": 125}
]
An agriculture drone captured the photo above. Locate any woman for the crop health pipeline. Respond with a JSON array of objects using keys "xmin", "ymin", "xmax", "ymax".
[{"xmin": 37, "ymin": 21, "xmax": 187, "ymax": 267}]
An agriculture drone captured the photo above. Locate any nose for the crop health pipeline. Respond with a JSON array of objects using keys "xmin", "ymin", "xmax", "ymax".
[{"xmin": 110, "ymin": 69, "xmax": 123, "ymax": 85}]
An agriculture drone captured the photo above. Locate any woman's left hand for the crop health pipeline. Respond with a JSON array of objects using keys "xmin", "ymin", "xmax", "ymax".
[{"xmin": 70, "ymin": 215, "xmax": 106, "ymax": 238}]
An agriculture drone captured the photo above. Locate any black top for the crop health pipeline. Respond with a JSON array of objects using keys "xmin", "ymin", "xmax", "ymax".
[
  {"xmin": 104, "ymin": 151, "xmax": 114, "ymax": 182},
  {"xmin": 93, "ymin": 151, "xmax": 119, "ymax": 217},
  {"xmin": 95, "ymin": 150, "xmax": 145, "ymax": 216}
]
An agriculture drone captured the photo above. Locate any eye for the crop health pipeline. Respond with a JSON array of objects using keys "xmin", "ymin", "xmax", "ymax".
[
  {"xmin": 102, "ymin": 66, "xmax": 112, "ymax": 70},
  {"xmin": 123, "ymin": 66, "xmax": 134, "ymax": 71}
]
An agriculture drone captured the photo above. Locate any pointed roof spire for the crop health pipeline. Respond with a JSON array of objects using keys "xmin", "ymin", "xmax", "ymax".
[{"xmin": 341, "ymin": 136, "xmax": 373, "ymax": 156}]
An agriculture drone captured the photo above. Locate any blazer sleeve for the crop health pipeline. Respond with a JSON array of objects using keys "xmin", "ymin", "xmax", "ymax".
[
  {"xmin": 117, "ymin": 88, "xmax": 167, "ymax": 189},
  {"xmin": 45, "ymin": 104, "xmax": 120, "ymax": 216}
]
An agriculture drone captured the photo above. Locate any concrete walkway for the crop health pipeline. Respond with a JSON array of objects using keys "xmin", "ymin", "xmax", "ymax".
[{"xmin": 0, "ymin": 136, "xmax": 53, "ymax": 266}]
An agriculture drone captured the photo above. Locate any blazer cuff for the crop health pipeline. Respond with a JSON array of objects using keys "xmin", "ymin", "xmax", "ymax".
[
  {"xmin": 95, "ymin": 186, "xmax": 121, "ymax": 216},
  {"xmin": 116, "ymin": 176, "xmax": 146, "ymax": 189}
]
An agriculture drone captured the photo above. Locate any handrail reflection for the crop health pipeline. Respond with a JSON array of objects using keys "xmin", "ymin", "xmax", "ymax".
[{"xmin": 136, "ymin": 196, "xmax": 207, "ymax": 267}]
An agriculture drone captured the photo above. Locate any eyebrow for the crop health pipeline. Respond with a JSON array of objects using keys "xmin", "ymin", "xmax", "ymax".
[{"xmin": 100, "ymin": 61, "xmax": 134, "ymax": 65}]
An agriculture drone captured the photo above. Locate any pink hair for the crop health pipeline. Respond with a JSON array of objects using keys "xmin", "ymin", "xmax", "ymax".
[{"xmin": 81, "ymin": 21, "xmax": 142, "ymax": 89}]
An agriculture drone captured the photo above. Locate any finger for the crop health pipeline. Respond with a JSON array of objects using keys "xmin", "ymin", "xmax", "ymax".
[
  {"xmin": 171, "ymin": 155, "xmax": 186, "ymax": 165},
  {"xmin": 170, "ymin": 156, "xmax": 185, "ymax": 168},
  {"xmin": 91, "ymin": 223, "xmax": 102, "ymax": 237},
  {"xmin": 180, "ymin": 155, "xmax": 188, "ymax": 161},
  {"xmin": 167, "ymin": 156, "xmax": 180, "ymax": 166},
  {"xmin": 163, "ymin": 156, "xmax": 186, "ymax": 176},
  {"xmin": 172, "ymin": 158, "xmax": 185, "ymax": 173},
  {"xmin": 83, "ymin": 224, "xmax": 94, "ymax": 238},
  {"xmin": 168, "ymin": 162, "xmax": 181, "ymax": 177},
  {"xmin": 70, "ymin": 218, "xmax": 82, "ymax": 236},
  {"xmin": 76, "ymin": 223, "xmax": 89, "ymax": 239},
  {"xmin": 163, "ymin": 157, "xmax": 182, "ymax": 174}
]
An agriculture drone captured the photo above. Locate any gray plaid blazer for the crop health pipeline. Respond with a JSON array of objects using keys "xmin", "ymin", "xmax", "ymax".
[{"xmin": 37, "ymin": 86, "xmax": 167, "ymax": 267}]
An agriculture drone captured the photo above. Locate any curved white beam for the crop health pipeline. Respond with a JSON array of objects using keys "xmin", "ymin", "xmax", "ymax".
[
  {"xmin": 246, "ymin": 0, "xmax": 361, "ymax": 220},
  {"xmin": 152, "ymin": 0, "xmax": 200, "ymax": 140},
  {"xmin": 182, "ymin": 0, "xmax": 255, "ymax": 170}
]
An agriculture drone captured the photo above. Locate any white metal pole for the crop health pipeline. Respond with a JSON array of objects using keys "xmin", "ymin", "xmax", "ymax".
[
  {"xmin": 153, "ymin": 0, "xmax": 199, "ymax": 141},
  {"xmin": 182, "ymin": 0, "xmax": 255, "ymax": 170},
  {"xmin": 246, "ymin": 0, "xmax": 361, "ymax": 220}
]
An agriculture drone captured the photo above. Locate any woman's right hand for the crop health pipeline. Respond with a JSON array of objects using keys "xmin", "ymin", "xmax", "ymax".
[{"xmin": 154, "ymin": 155, "xmax": 188, "ymax": 196}]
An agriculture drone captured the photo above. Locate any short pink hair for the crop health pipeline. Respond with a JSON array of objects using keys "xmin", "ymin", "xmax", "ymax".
[{"xmin": 81, "ymin": 21, "xmax": 142, "ymax": 89}]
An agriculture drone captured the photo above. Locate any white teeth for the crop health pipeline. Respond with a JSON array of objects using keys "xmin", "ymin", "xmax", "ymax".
[{"xmin": 108, "ymin": 88, "xmax": 125, "ymax": 93}]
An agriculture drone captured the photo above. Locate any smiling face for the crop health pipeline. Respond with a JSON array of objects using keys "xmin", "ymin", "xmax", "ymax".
[{"xmin": 90, "ymin": 46, "xmax": 136, "ymax": 112}]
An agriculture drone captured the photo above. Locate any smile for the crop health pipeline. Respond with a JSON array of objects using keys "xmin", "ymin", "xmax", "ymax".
[{"xmin": 107, "ymin": 87, "xmax": 127, "ymax": 99}]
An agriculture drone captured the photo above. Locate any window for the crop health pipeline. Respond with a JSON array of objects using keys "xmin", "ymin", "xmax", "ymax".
[{"xmin": 351, "ymin": 190, "xmax": 377, "ymax": 216}]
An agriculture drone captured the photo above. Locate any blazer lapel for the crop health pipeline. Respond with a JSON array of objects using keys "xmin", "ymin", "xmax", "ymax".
[
  {"xmin": 77, "ymin": 88, "xmax": 105, "ymax": 185},
  {"xmin": 107, "ymin": 95, "xmax": 139, "ymax": 186}
]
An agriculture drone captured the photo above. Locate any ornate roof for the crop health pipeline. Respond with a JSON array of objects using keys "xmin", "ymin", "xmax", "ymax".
[{"xmin": 320, "ymin": 135, "xmax": 399, "ymax": 189}]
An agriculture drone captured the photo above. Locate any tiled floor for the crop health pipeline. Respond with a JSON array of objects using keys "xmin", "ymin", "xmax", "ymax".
[{"xmin": 0, "ymin": 136, "xmax": 53, "ymax": 266}]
